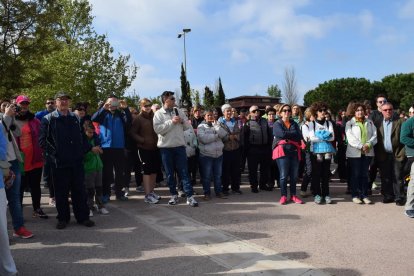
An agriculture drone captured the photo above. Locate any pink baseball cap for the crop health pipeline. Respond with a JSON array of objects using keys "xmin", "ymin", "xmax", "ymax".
[{"xmin": 16, "ymin": 95, "xmax": 31, "ymax": 104}]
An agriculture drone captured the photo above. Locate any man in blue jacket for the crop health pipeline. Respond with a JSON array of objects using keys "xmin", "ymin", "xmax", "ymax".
[
  {"xmin": 39, "ymin": 91, "xmax": 95, "ymax": 229},
  {"xmin": 91, "ymin": 95, "xmax": 131, "ymax": 202}
]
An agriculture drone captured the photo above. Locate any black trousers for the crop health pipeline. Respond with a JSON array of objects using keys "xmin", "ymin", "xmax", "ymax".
[
  {"xmin": 311, "ymin": 154, "xmax": 331, "ymax": 197},
  {"xmin": 379, "ymin": 153, "xmax": 406, "ymax": 200},
  {"xmin": 102, "ymin": 148, "xmax": 126, "ymax": 198},
  {"xmin": 53, "ymin": 163, "xmax": 89, "ymax": 223},
  {"xmin": 301, "ymin": 152, "xmax": 312, "ymax": 192},
  {"xmin": 247, "ymin": 146, "xmax": 270, "ymax": 188},
  {"xmin": 125, "ymin": 149, "xmax": 142, "ymax": 188},
  {"xmin": 20, "ymin": 167, "xmax": 42, "ymax": 210},
  {"xmin": 336, "ymin": 144, "xmax": 347, "ymax": 180},
  {"xmin": 222, "ymin": 149, "xmax": 241, "ymax": 192}
]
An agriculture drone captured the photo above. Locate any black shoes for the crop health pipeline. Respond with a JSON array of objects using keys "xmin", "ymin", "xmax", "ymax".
[
  {"xmin": 251, "ymin": 187, "xmax": 259, "ymax": 193},
  {"xmin": 383, "ymin": 197, "xmax": 395, "ymax": 204},
  {"xmin": 395, "ymin": 198, "xmax": 406, "ymax": 206},
  {"xmin": 56, "ymin": 221, "xmax": 67, "ymax": 230},
  {"xmin": 260, "ymin": 186, "xmax": 273, "ymax": 191},
  {"xmin": 79, "ymin": 219, "xmax": 96, "ymax": 227}
]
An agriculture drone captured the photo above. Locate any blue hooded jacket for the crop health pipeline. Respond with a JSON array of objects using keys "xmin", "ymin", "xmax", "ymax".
[{"xmin": 91, "ymin": 108, "xmax": 131, "ymax": 149}]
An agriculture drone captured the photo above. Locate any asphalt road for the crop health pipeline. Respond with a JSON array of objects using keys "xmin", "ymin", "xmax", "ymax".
[{"xmin": 8, "ymin": 176, "xmax": 414, "ymax": 276}]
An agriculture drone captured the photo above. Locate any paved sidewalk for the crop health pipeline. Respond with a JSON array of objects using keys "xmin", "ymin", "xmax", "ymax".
[{"xmin": 9, "ymin": 179, "xmax": 414, "ymax": 275}]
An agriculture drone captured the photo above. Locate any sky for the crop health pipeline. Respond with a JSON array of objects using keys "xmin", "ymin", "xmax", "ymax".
[{"xmin": 89, "ymin": 0, "xmax": 414, "ymax": 103}]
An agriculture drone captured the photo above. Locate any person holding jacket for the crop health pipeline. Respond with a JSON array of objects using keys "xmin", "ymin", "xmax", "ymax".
[
  {"xmin": 272, "ymin": 104, "xmax": 304, "ymax": 205},
  {"xmin": 345, "ymin": 102, "xmax": 377, "ymax": 204},
  {"xmin": 308, "ymin": 102, "xmax": 335, "ymax": 204},
  {"xmin": 91, "ymin": 94, "xmax": 132, "ymax": 202},
  {"xmin": 197, "ymin": 109, "xmax": 227, "ymax": 200}
]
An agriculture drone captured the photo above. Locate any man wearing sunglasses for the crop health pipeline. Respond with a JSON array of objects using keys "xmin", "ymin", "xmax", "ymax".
[
  {"xmin": 368, "ymin": 95, "xmax": 400, "ymax": 195},
  {"xmin": 244, "ymin": 105, "xmax": 273, "ymax": 193},
  {"xmin": 35, "ymin": 98, "xmax": 55, "ymax": 121}
]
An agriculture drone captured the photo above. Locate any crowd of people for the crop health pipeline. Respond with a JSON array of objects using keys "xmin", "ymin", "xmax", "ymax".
[{"xmin": 1, "ymin": 91, "xmax": 414, "ymax": 275}]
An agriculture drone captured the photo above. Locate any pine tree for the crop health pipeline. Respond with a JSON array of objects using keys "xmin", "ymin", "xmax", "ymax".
[
  {"xmin": 180, "ymin": 63, "xmax": 192, "ymax": 108},
  {"xmin": 214, "ymin": 77, "xmax": 226, "ymax": 107},
  {"xmin": 203, "ymin": 86, "xmax": 214, "ymax": 109}
]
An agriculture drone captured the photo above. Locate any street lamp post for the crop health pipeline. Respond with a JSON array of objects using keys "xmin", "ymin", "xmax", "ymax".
[{"xmin": 177, "ymin": 28, "xmax": 191, "ymax": 76}]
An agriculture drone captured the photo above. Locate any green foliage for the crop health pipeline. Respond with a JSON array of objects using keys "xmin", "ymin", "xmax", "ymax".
[
  {"xmin": 203, "ymin": 86, "xmax": 214, "ymax": 109},
  {"xmin": 380, "ymin": 73, "xmax": 414, "ymax": 111},
  {"xmin": 0, "ymin": 0, "xmax": 137, "ymax": 112},
  {"xmin": 180, "ymin": 63, "xmax": 192, "ymax": 108},
  {"xmin": 303, "ymin": 78, "xmax": 374, "ymax": 113},
  {"xmin": 214, "ymin": 77, "xmax": 226, "ymax": 107},
  {"xmin": 191, "ymin": 89, "xmax": 201, "ymax": 107},
  {"xmin": 267, "ymin": 84, "xmax": 281, "ymax": 98}
]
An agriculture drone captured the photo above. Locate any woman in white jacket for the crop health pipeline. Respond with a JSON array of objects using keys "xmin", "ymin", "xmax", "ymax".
[
  {"xmin": 197, "ymin": 110, "xmax": 227, "ymax": 200},
  {"xmin": 345, "ymin": 102, "xmax": 377, "ymax": 204},
  {"xmin": 308, "ymin": 102, "xmax": 336, "ymax": 204}
]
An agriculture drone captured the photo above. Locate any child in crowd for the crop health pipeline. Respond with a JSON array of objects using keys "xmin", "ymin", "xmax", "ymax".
[{"xmin": 83, "ymin": 122, "xmax": 108, "ymax": 216}]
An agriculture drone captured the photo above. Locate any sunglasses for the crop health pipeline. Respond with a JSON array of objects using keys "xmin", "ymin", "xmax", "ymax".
[
  {"xmin": 318, "ymin": 109, "xmax": 327, "ymax": 112},
  {"xmin": 144, "ymin": 104, "xmax": 151, "ymax": 108},
  {"xmin": 282, "ymin": 109, "xmax": 291, "ymax": 113},
  {"xmin": 46, "ymin": 102, "xmax": 55, "ymax": 105},
  {"xmin": 251, "ymin": 110, "xmax": 259, "ymax": 113}
]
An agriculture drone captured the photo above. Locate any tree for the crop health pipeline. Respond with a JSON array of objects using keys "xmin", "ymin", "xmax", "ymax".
[
  {"xmin": 191, "ymin": 89, "xmax": 201, "ymax": 107},
  {"xmin": 267, "ymin": 84, "xmax": 281, "ymax": 98},
  {"xmin": 1, "ymin": 0, "xmax": 137, "ymax": 111},
  {"xmin": 214, "ymin": 77, "xmax": 226, "ymax": 107},
  {"xmin": 303, "ymin": 78, "xmax": 374, "ymax": 113},
  {"xmin": 283, "ymin": 66, "xmax": 299, "ymax": 104},
  {"xmin": 203, "ymin": 86, "xmax": 214, "ymax": 109},
  {"xmin": 380, "ymin": 73, "xmax": 414, "ymax": 111},
  {"xmin": 180, "ymin": 63, "xmax": 192, "ymax": 108}
]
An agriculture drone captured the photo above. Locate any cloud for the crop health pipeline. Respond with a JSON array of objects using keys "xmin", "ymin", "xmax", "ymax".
[
  {"xmin": 125, "ymin": 64, "xmax": 178, "ymax": 98},
  {"xmin": 398, "ymin": 0, "xmax": 414, "ymax": 19},
  {"xmin": 358, "ymin": 10, "xmax": 374, "ymax": 33}
]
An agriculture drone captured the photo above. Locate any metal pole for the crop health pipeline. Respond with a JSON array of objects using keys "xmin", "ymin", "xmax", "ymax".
[{"xmin": 183, "ymin": 33, "xmax": 187, "ymax": 76}]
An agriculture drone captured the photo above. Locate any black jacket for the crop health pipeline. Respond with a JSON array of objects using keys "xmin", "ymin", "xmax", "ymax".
[{"xmin": 39, "ymin": 110, "xmax": 91, "ymax": 168}]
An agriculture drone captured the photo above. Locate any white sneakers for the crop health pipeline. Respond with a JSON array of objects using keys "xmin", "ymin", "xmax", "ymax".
[{"xmin": 186, "ymin": 196, "xmax": 199, "ymax": 207}]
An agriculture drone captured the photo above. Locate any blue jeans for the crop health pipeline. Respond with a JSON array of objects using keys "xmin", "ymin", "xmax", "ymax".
[
  {"xmin": 276, "ymin": 156, "xmax": 299, "ymax": 197},
  {"xmin": 160, "ymin": 146, "xmax": 193, "ymax": 197},
  {"xmin": 199, "ymin": 154, "xmax": 223, "ymax": 195},
  {"xmin": 5, "ymin": 159, "xmax": 24, "ymax": 230},
  {"xmin": 348, "ymin": 156, "xmax": 372, "ymax": 199}
]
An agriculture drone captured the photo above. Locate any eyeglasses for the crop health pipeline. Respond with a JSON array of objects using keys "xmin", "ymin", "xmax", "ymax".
[
  {"xmin": 382, "ymin": 109, "xmax": 393, "ymax": 112},
  {"xmin": 318, "ymin": 109, "xmax": 327, "ymax": 112},
  {"xmin": 282, "ymin": 109, "xmax": 291, "ymax": 113},
  {"xmin": 46, "ymin": 102, "xmax": 55, "ymax": 105}
]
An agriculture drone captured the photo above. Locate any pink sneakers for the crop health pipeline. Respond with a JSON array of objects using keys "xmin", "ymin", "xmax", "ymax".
[
  {"xmin": 291, "ymin": 195, "xmax": 303, "ymax": 204},
  {"xmin": 279, "ymin": 196, "xmax": 287, "ymax": 205}
]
